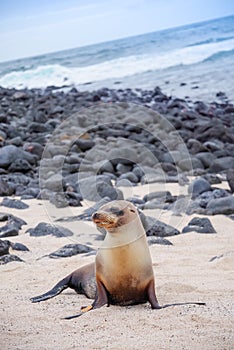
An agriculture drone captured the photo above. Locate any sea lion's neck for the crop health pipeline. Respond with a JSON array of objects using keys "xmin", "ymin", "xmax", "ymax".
[{"xmin": 100, "ymin": 218, "xmax": 146, "ymax": 249}]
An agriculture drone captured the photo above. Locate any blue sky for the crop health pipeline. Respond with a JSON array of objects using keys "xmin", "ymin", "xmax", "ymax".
[{"xmin": 0, "ymin": 0, "xmax": 234, "ymax": 62}]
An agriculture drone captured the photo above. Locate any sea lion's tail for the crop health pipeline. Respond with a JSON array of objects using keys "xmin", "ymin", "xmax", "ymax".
[{"xmin": 30, "ymin": 275, "xmax": 71, "ymax": 303}]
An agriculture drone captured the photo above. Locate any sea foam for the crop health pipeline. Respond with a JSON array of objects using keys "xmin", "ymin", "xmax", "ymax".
[{"xmin": 0, "ymin": 26, "xmax": 234, "ymax": 89}]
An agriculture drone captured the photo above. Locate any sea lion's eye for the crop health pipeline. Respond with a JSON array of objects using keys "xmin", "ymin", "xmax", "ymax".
[{"xmin": 109, "ymin": 207, "xmax": 124, "ymax": 216}]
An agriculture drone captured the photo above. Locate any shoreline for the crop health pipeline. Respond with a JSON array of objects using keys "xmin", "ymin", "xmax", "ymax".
[{"xmin": 0, "ymin": 71, "xmax": 233, "ymax": 105}]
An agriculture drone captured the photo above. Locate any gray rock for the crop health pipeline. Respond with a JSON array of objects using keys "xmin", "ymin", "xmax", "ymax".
[
  {"xmin": 141, "ymin": 173, "xmax": 166, "ymax": 184},
  {"xmin": 23, "ymin": 142, "xmax": 44, "ymax": 158},
  {"xmin": 45, "ymin": 145, "xmax": 68, "ymax": 157},
  {"xmin": 169, "ymin": 196, "xmax": 190, "ymax": 215},
  {"xmin": 49, "ymin": 244, "xmax": 95, "ymax": 258},
  {"xmin": 0, "ymin": 223, "xmax": 19, "ymax": 238},
  {"xmin": 37, "ymin": 189, "xmax": 54, "ymax": 200},
  {"xmin": 26, "ymin": 222, "xmax": 74, "ymax": 237},
  {"xmin": 28, "ymin": 122, "xmax": 52, "ymax": 133},
  {"xmin": 0, "ymin": 239, "xmax": 10, "ymax": 256},
  {"xmin": 0, "ymin": 198, "xmax": 29, "ymax": 209},
  {"xmin": 0, "ymin": 254, "xmax": 24, "ymax": 264},
  {"xmin": 108, "ymin": 147, "xmax": 138, "ymax": 165},
  {"xmin": 143, "ymin": 199, "xmax": 168, "ymax": 210},
  {"xmin": 116, "ymin": 163, "xmax": 132, "ymax": 175},
  {"xmin": 0, "ymin": 145, "xmax": 35, "ymax": 168},
  {"xmin": 75, "ymin": 139, "xmax": 95, "ymax": 152},
  {"xmin": 132, "ymin": 166, "xmax": 144, "ymax": 181},
  {"xmin": 206, "ymin": 196, "xmax": 234, "ymax": 215},
  {"xmin": 119, "ymin": 172, "xmax": 139, "ymax": 183},
  {"xmin": 0, "ymin": 178, "xmax": 15, "ymax": 196},
  {"xmin": 20, "ymin": 187, "xmax": 40, "ymax": 199},
  {"xmin": 49, "ymin": 192, "xmax": 82, "ymax": 208},
  {"xmin": 8, "ymin": 159, "xmax": 32, "ymax": 172},
  {"xmin": 161, "ymin": 151, "xmax": 182, "ymax": 164},
  {"xmin": 196, "ymin": 152, "xmax": 216, "ymax": 168},
  {"xmin": 126, "ymin": 197, "xmax": 145, "ymax": 205},
  {"xmin": 198, "ymin": 188, "xmax": 230, "ymax": 209},
  {"xmin": 10, "ymin": 242, "xmax": 30, "ymax": 251},
  {"xmin": 182, "ymin": 217, "xmax": 216, "ymax": 234},
  {"xmin": 209, "ymin": 157, "xmax": 234, "ymax": 173},
  {"xmin": 116, "ymin": 178, "xmax": 133, "ymax": 187},
  {"xmin": 43, "ymin": 174, "xmax": 63, "ymax": 192},
  {"xmin": 204, "ymin": 140, "xmax": 224, "ymax": 152},
  {"xmin": 78, "ymin": 175, "xmax": 123, "ymax": 202},
  {"xmin": 0, "ymin": 213, "xmax": 27, "ymax": 228},
  {"xmin": 8, "ymin": 136, "xmax": 23, "ymax": 147},
  {"xmin": 188, "ymin": 177, "xmax": 211, "ymax": 199},
  {"xmin": 12, "ymin": 91, "xmax": 28, "ymax": 100},
  {"xmin": 147, "ymin": 236, "xmax": 173, "ymax": 246},
  {"xmin": 143, "ymin": 191, "xmax": 174, "ymax": 203},
  {"xmin": 93, "ymin": 160, "xmax": 115, "ymax": 174},
  {"xmin": 202, "ymin": 174, "xmax": 222, "ymax": 185},
  {"xmin": 187, "ymin": 139, "xmax": 208, "ymax": 155},
  {"xmin": 139, "ymin": 212, "xmax": 180, "ymax": 237},
  {"xmin": 178, "ymin": 157, "xmax": 204, "ymax": 171}
]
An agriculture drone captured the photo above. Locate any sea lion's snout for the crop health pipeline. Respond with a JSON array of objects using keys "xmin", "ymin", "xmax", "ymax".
[{"xmin": 92, "ymin": 210, "xmax": 119, "ymax": 228}]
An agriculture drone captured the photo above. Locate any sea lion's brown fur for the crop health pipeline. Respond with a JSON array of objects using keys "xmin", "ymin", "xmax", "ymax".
[{"xmin": 92, "ymin": 200, "xmax": 160, "ymax": 309}]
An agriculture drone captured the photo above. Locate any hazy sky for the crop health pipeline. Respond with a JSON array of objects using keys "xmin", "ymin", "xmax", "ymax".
[{"xmin": 1, "ymin": 0, "xmax": 234, "ymax": 62}]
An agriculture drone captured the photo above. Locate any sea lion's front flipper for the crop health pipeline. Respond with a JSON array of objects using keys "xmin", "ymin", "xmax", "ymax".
[
  {"xmin": 147, "ymin": 280, "xmax": 162, "ymax": 309},
  {"xmin": 92, "ymin": 279, "xmax": 109, "ymax": 308},
  {"xmin": 30, "ymin": 275, "xmax": 71, "ymax": 303}
]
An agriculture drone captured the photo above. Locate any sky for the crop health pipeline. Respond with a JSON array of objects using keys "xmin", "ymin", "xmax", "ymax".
[{"xmin": 0, "ymin": 0, "xmax": 234, "ymax": 62}]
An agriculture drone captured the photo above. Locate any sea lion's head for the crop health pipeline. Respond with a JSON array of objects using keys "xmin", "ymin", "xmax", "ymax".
[{"xmin": 92, "ymin": 200, "xmax": 138, "ymax": 230}]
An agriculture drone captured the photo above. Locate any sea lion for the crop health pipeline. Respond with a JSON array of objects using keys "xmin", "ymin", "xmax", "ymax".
[{"xmin": 31, "ymin": 200, "xmax": 205, "ymax": 318}]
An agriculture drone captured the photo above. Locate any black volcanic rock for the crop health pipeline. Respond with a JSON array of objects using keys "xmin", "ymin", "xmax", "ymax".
[
  {"xmin": 188, "ymin": 178, "xmax": 211, "ymax": 199},
  {"xmin": 0, "ymin": 254, "xmax": 24, "ymax": 264},
  {"xmin": 0, "ymin": 239, "xmax": 10, "ymax": 255},
  {"xmin": 139, "ymin": 211, "xmax": 180, "ymax": 237},
  {"xmin": 182, "ymin": 217, "xmax": 216, "ymax": 234},
  {"xmin": 26, "ymin": 222, "xmax": 74, "ymax": 237},
  {"xmin": 0, "ymin": 145, "xmax": 36, "ymax": 169},
  {"xmin": 49, "ymin": 244, "xmax": 95, "ymax": 258},
  {"xmin": 0, "ymin": 86, "xmax": 233, "ymax": 218},
  {"xmin": 0, "ymin": 198, "xmax": 29, "ymax": 209}
]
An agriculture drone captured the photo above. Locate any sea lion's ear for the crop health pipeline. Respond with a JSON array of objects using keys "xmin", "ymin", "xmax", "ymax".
[{"xmin": 129, "ymin": 209, "xmax": 135, "ymax": 213}]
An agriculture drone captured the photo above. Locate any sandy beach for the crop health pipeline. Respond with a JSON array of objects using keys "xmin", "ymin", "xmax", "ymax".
[{"xmin": 1, "ymin": 181, "xmax": 233, "ymax": 350}]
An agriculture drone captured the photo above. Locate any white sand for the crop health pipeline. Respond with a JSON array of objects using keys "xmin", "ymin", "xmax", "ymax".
[{"xmin": 1, "ymin": 182, "xmax": 233, "ymax": 350}]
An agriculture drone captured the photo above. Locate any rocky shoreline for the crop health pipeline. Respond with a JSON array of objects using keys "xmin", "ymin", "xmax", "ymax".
[{"xmin": 0, "ymin": 85, "xmax": 234, "ymax": 262}]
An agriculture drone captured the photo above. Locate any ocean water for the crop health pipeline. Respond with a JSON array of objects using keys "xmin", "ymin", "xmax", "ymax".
[{"xmin": 0, "ymin": 15, "xmax": 234, "ymax": 102}]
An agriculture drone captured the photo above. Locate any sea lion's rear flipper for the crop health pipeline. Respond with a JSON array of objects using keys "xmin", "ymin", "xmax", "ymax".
[
  {"xmin": 30, "ymin": 275, "xmax": 71, "ymax": 303},
  {"xmin": 63, "ymin": 305, "xmax": 93, "ymax": 319},
  {"xmin": 63, "ymin": 279, "xmax": 108, "ymax": 320}
]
